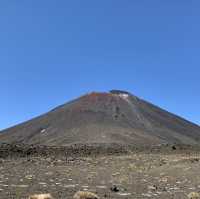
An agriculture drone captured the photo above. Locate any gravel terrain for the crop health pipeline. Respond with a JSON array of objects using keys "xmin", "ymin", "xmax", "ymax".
[{"xmin": 0, "ymin": 147, "xmax": 200, "ymax": 199}]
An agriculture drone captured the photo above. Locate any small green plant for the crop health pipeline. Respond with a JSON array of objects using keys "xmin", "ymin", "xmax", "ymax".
[{"xmin": 15, "ymin": 188, "xmax": 22, "ymax": 199}]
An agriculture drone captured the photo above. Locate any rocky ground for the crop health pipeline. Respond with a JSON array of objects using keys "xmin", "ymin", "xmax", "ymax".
[{"xmin": 0, "ymin": 147, "xmax": 200, "ymax": 199}]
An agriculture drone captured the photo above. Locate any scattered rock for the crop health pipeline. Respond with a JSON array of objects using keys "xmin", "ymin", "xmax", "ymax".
[
  {"xmin": 148, "ymin": 185, "xmax": 157, "ymax": 191},
  {"xmin": 142, "ymin": 193, "xmax": 152, "ymax": 197},
  {"xmin": 66, "ymin": 157, "xmax": 76, "ymax": 162},
  {"xmin": 112, "ymin": 172, "xmax": 120, "ymax": 176},
  {"xmin": 172, "ymin": 146, "xmax": 177, "ymax": 150},
  {"xmin": 117, "ymin": 192, "xmax": 131, "ymax": 196},
  {"xmin": 25, "ymin": 175, "xmax": 33, "ymax": 180},
  {"xmin": 190, "ymin": 158, "xmax": 199, "ymax": 163},
  {"xmin": 110, "ymin": 185, "xmax": 120, "ymax": 192},
  {"xmin": 96, "ymin": 185, "xmax": 107, "ymax": 189},
  {"xmin": 73, "ymin": 191, "xmax": 99, "ymax": 199}
]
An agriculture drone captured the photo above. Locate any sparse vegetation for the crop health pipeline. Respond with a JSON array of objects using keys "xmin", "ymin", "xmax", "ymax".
[
  {"xmin": 73, "ymin": 191, "xmax": 99, "ymax": 199},
  {"xmin": 28, "ymin": 193, "xmax": 53, "ymax": 199},
  {"xmin": 188, "ymin": 192, "xmax": 200, "ymax": 199}
]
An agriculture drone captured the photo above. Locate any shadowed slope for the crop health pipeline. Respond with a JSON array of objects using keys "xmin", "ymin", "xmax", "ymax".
[{"xmin": 0, "ymin": 90, "xmax": 200, "ymax": 146}]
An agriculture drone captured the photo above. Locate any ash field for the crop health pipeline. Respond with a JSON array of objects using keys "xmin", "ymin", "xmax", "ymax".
[{"xmin": 0, "ymin": 90, "xmax": 200, "ymax": 199}]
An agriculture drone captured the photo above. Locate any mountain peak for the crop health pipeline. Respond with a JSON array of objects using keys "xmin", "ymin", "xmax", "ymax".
[
  {"xmin": 109, "ymin": 90, "xmax": 131, "ymax": 95},
  {"xmin": 0, "ymin": 91, "xmax": 200, "ymax": 147}
]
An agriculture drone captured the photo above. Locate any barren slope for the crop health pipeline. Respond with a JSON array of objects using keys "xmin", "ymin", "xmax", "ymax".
[{"xmin": 0, "ymin": 90, "xmax": 200, "ymax": 146}]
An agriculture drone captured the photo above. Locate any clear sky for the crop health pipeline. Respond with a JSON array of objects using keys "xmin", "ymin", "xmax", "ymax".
[{"xmin": 0, "ymin": 1, "xmax": 199, "ymax": 130}]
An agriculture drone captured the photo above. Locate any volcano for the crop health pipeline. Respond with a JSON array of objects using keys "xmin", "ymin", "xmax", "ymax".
[{"xmin": 0, "ymin": 90, "xmax": 200, "ymax": 146}]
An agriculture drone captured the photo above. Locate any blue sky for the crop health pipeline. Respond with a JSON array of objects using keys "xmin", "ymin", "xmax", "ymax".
[{"xmin": 0, "ymin": 1, "xmax": 199, "ymax": 130}]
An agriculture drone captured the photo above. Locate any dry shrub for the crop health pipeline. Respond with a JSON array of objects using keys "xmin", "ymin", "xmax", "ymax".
[
  {"xmin": 73, "ymin": 191, "xmax": 99, "ymax": 199},
  {"xmin": 28, "ymin": 193, "xmax": 53, "ymax": 199},
  {"xmin": 188, "ymin": 192, "xmax": 200, "ymax": 199}
]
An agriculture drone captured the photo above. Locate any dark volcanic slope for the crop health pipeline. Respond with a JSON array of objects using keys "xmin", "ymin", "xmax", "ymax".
[{"xmin": 0, "ymin": 90, "xmax": 200, "ymax": 146}]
